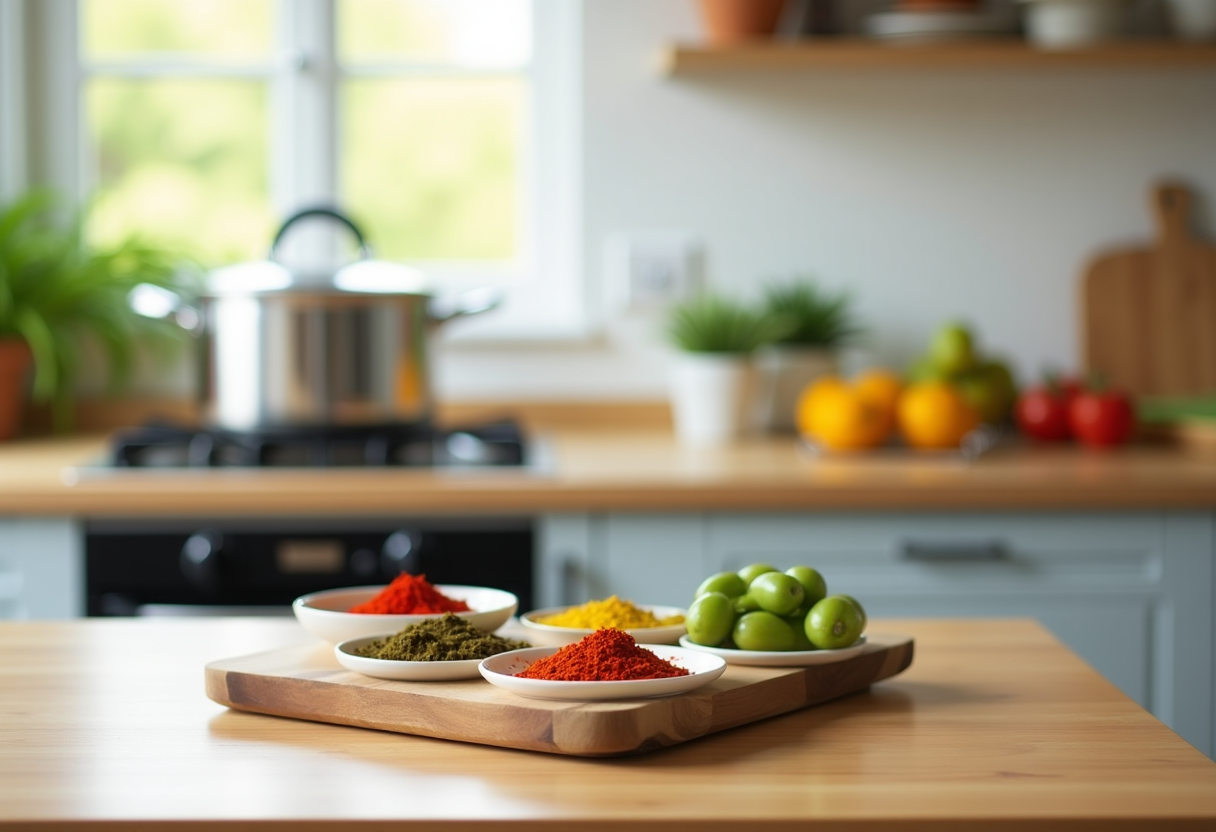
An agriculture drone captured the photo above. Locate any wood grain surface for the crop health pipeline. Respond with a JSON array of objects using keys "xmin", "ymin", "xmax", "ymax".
[
  {"xmin": 5, "ymin": 430, "xmax": 1216, "ymax": 517},
  {"xmin": 2, "ymin": 618, "xmax": 1216, "ymax": 830},
  {"xmin": 205, "ymin": 634, "xmax": 914, "ymax": 757},
  {"xmin": 1082, "ymin": 182, "xmax": 1216, "ymax": 397},
  {"xmin": 662, "ymin": 40, "xmax": 1216, "ymax": 73}
]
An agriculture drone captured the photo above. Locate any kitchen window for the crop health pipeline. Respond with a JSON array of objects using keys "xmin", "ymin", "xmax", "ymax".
[{"xmin": 6, "ymin": 0, "xmax": 584, "ymax": 339}]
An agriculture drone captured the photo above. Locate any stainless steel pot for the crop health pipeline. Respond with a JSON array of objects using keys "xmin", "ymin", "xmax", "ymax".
[{"xmin": 135, "ymin": 207, "xmax": 496, "ymax": 431}]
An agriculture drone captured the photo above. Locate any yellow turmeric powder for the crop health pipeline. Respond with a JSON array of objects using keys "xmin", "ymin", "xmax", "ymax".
[{"xmin": 536, "ymin": 595, "xmax": 685, "ymax": 630}]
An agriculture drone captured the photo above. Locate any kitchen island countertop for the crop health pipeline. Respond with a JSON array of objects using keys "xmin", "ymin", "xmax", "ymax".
[
  {"xmin": 2, "ymin": 427, "xmax": 1216, "ymax": 516},
  {"xmin": 1, "ymin": 616, "xmax": 1214, "ymax": 830}
]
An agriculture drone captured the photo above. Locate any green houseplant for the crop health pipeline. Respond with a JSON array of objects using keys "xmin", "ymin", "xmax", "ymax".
[
  {"xmin": 664, "ymin": 292, "xmax": 791, "ymax": 445},
  {"xmin": 666, "ymin": 293, "xmax": 789, "ymax": 355},
  {"xmin": 0, "ymin": 189, "xmax": 189, "ymax": 436},
  {"xmin": 755, "ymin": 278, "xmax": 863, "ymax": 433}
]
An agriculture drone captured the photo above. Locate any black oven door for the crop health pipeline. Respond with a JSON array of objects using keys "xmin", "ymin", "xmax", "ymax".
[{"xmin": 85, "ymin": 517, "xmax": 534, "ymax": 616}]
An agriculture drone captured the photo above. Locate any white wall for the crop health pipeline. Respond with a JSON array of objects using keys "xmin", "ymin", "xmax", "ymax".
[{"xmin": 437, "ymin": 0, "xmax": 1216, "ymax": 401}]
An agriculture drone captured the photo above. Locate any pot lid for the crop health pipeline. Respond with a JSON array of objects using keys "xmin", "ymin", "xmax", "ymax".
[{"xmin": 205, "ymin": 207, "xmax": 431, "ymax": 297}]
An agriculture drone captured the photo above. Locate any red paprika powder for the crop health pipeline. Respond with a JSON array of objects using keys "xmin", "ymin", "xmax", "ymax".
[
  {"xmin": 515, "ymin": 628, "xmax": 690, "ymax": 682},
  {"xmin": 349, "ymin": 573, "xmax": 472, "ymax": 615}
]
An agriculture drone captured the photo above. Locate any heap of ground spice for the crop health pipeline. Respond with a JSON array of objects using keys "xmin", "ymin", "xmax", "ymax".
[
  {"xmin": 515, "ymin": 628, "xmax": 691, "ymax": 682},
  {"xmin": 536, "ymin": 595, "xmax": 685, "ymax": 630},
  {"xmin": 355, "ymin": 612, "xmax": 530, "ymax": 662},
  {"xmin": 349, "ymin": 573, "xmax": 472, "ymax": 615}
]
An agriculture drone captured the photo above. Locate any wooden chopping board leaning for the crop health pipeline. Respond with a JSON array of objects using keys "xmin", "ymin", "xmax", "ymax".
[{"xmin": 1081, "ymin": 182, "xmax": 1216, "ymax": 398}]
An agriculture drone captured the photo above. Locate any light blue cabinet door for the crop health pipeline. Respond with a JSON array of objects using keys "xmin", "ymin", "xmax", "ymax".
[{"xmin": 0, "ymin": 518, "xmax": 83, "ymax": 619}]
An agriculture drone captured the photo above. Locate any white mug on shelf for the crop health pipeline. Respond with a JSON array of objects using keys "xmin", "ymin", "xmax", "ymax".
[
  {"xmin": 1165, "ymin": 0, "xmax": 1216, "ymax": 41},
  {"xmin": 1018, "ymin": 0, "xmax": 1130, "ymax": 49}
]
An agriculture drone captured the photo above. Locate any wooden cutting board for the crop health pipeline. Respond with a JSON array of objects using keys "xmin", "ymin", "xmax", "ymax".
[
  {"xmin": 1081, "ymin": 182, "xmax": 1216, "ymax": 397},
  {"xmin": 205, "ymin": 633, "xmax": 914, "ymax": 757}
]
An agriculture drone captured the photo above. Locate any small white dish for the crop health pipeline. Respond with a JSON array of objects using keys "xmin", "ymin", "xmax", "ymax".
[
  {"xmin": 334, "ymin": 635, "xmax": 486, "ymax": 681},
  {"xmin": 518, "ymin": 604, "xmax": 687, "ymax": 647},
  {"xmin": 677, "ymin": 635, "xmax": 868, "ymax": 667},
  {"xmin": 867, "ymin": 10, "xmax": 1016, "ymax": 43},
  {"xmin": 1017, "ymin": 0, "xmax": 1130, "ymax": 49},
  {"xmin": 478, "ymin": 645, "xmax": 726, "ymax": 701},
  {"xmin": 293, "ymin": 584, "xmax": 518, "ymax": 645}
]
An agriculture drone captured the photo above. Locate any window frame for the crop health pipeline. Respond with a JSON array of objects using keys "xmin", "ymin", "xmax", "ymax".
[{"xmin": 14, "ymin": 0, "xmax": 585, "ymax": 341}]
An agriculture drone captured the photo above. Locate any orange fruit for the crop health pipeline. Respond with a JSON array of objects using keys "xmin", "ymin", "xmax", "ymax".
[
  {"xmin": 897, "ymin": 380, "xmax": 981, "ymax": 449},
  {"xmin": 796, "ymin": 370, "xmax": 900, "ymax": 451},
  {"xmin": 852, "ymin": 369, "xmax": 903, "ymax": 436}
]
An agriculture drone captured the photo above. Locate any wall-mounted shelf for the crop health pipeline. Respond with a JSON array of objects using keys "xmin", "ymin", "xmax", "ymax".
[{"xmin": 661, "ymin": 39, "xmax": 1216, "ymax": 74}]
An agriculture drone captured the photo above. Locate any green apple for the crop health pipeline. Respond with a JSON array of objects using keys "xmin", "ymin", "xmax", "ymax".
[
  {"xmin": 748, "ymin": 571, "xmax": 805, "ymax": 616},
  {"xmin": 929, "ymin": 322, "xmax": 976, "ymax": 376},
  {"xmin": 906, "ymin": 354, "xmax": 946, "ymax": 384},
  {"xmin": 694, "ymin": 571, "xmax": 748, "ymax": 600},
  {"xmin": 955, "ymin": 361, "xmax": 1017, "ymax": 424}
]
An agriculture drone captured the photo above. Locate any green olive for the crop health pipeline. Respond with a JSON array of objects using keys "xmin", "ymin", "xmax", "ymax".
[
  {"xmin": 694, "ymin": 571, "xmax": 748, "ymax": 600},
  {"xmin": 733, "ymin": 611, "xmax": 798, "ymax": 652},
  {"xmin": 685, "ymin": 591, "xmax": 736, "ymax": 647},
  {"xmin": 804, "ymin": 596, "xmax": 864, "ymax": 650}
]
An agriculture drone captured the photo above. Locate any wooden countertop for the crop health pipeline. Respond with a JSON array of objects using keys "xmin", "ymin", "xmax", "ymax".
[
  {"xmin": 2, "ymin": 617, "xmax": 1214, "ymax": 830},
  {"xmin": 2, "ymin": 426, "xmax": 1216, "ymax": 516}
]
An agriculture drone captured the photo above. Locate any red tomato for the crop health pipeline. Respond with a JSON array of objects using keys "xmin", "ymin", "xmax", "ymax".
[
  {"xmin": 1069, "ymin": 390, "xmax": 1136, "ymax": 447},
  {"xmin": 1014, "ymin": 387, "xmax": 1072, "ymax": 442}
]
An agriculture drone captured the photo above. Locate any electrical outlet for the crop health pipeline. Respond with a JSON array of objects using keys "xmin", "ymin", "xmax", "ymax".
[{"xmin": 605, "ymin": 233, "xmax": 702, "ymax": 311}]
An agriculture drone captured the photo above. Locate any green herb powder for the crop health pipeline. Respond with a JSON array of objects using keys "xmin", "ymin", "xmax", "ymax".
[{"xmin": 355, "ymin": 612, "xmax": 530, "ymax": 662}]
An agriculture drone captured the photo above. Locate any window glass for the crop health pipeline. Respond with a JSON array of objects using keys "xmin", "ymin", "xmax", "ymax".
[
  {"xmin": 340, "ymin": 77, "xmax": 523, "ymax": 262},
  {"xmin": 85, "ymin": 78, "xmax": 271, "ymax": 264},
  {"xmin": 82, "ymin": 0, "xmax": 274, "ymax": 62},
  {"xmin": 339, "ymin": 0, "xmax": 531, "ymax": 68}
]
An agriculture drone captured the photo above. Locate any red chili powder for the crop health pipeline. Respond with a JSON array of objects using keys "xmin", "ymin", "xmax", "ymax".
[
  {"xmin": 515, "ymin": 628, "xmax": 691, "ymax": 682},
  {"xmin": 349, "ymin": 573, "xmax": 472, "ymax": 615}
]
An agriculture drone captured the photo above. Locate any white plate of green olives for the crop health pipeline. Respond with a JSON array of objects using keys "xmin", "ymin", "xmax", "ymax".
[{"xmin": 677, "ymin": 635, "xmax": 868, "ymax": 667}]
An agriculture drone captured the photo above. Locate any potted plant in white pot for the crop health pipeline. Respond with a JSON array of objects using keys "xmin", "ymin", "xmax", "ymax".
[
  {"xmin": 0, "ymin": 189, "xmax": 190, "ymax": 437},
  {"xmin": 753, "ymin": 278, "xmax": 862, "ymax": 434},
  {"xmin": 665, "ymin": 292, "xmax": 789, "ymax": 446}
]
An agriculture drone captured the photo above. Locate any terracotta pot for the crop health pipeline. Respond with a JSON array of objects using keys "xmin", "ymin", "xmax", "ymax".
[
  {"xmin": 698, "ymin": 0, "xmax": 786, "ymax": 44},
  {"xmin": 0, "ymin": 339, "xmax": 32, "ymax": 440}
]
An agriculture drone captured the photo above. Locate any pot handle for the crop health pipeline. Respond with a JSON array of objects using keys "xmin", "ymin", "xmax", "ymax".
[
  {"xmin": 428, "ymin": 286, "xmax": 502, "ymax": 325},
  {"xmin": 269, "ymin": 206, "xmax": 372, "ymax": 260}
]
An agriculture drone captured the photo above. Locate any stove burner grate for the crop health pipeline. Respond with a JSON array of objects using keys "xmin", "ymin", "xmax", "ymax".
[{"xmin": 109, "ymin": 420, "xmax": 526, "ymax": 469}]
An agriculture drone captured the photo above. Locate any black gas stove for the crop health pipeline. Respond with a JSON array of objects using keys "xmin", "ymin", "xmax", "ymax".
[
  {"xmin": 88, "ymin": 418, "xmax": 536, "ymax": 617},
  {"xmin": 108, "ymin": 418, "xmax": 527, "ymax": 469}
]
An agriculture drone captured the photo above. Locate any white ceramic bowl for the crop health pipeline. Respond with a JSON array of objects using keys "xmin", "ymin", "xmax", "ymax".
[
  {"xmin": 1019, "ymin": 0, "xmax": 1129, "ymax": 49},
  {"xmin": 518, "ymin": 604, "xmax": 687, "ymax": 647},
  {"xmin": 677, "ymin": 634, "xmax": 868, "ymax": 667},
  {"xmin": 478, "ymin": 644, "xmax": 726, "ymax": 700},
  {"xmin": 334, "ymin": 635, "xmax": 488, "ymax": 681},
  {"xmin": 293, "ymin": 584, "xmax": 518, "ymax": 645}
]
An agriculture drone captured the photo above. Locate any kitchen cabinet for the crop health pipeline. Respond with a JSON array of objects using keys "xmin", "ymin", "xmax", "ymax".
[
  {"xmin": 0, "ymin": 517, "xmax": 81, "ymax": 619},
  {"xmin": 661, "ymin": 40, "xmax": 1216, "ymax": 74},
  {"xmin": 537, "ymin": 509, "xmax": 1216, "ymax": 758}
]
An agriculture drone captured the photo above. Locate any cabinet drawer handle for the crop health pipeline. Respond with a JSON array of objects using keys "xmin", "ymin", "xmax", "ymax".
[{"xmin": 897, "ymin": 540, "xmax": 1009, "ymax": 562}]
